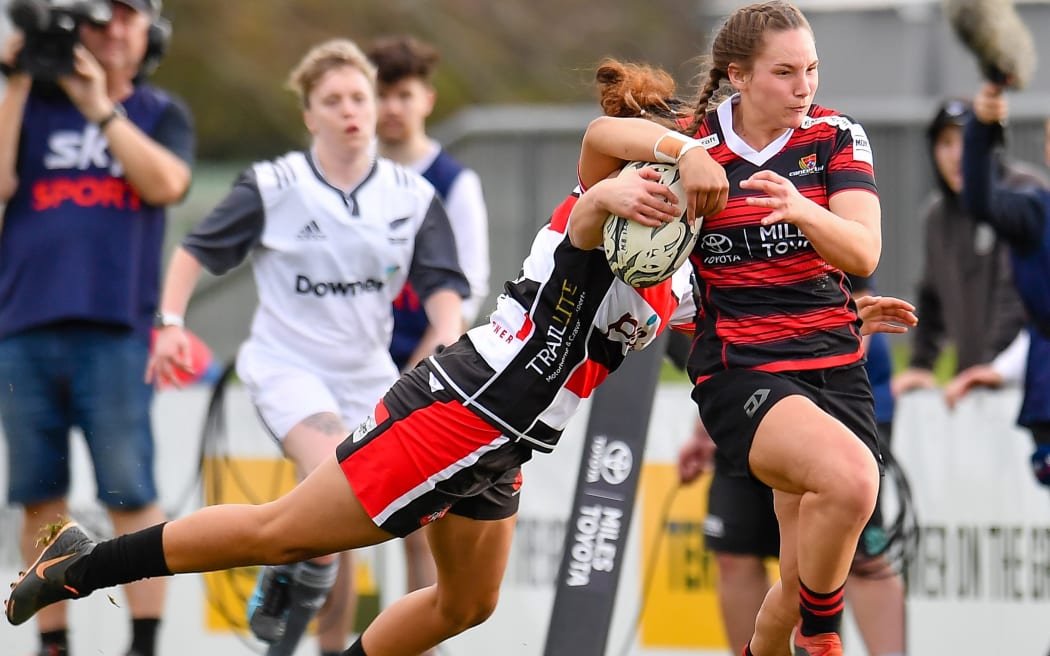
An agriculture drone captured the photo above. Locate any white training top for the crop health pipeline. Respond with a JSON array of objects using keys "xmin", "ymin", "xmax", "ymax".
[{"xmin": 182, "ymin": 150, "xmax": 468, "ymax": 380}]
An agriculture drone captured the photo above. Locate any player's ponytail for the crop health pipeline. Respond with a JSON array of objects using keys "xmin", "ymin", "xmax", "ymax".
[{"xmin": 594, "ymin": 58, "xmax": 684, "ymax": 129}]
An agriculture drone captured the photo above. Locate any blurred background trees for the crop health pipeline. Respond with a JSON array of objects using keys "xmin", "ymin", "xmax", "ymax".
[{"xmin": 155, "ymin": 0, "xmax": 711, "ymax": 160}]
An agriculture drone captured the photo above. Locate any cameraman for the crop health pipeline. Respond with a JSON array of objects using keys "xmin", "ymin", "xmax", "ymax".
[{"xmin": 0, "ymin": 2, "xmax": 193, "ymax": 656}]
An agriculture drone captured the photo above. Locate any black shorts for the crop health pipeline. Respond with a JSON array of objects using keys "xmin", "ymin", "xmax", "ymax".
[
  {"xmin": 692, "ymin": 363, "xmax": 882, "ymax": 479},
  {"xmin": 704, "ymin": 420, "xmax": 894, "ymax": 561},
  {"xmin": 704, "ymin": 470, "xmax": 779, "ymax": 557},
  {"xmin": 336, "ymin": 362, "xmax": 531, "ymax": 538}
]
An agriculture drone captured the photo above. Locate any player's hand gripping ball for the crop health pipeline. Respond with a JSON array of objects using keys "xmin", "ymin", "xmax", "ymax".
[{"xmin": 602, "ymin": 161, "xmax": 701, "ymax": 288}]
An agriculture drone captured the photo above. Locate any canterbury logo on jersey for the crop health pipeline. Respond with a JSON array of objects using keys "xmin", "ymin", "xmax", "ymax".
[{"xmin": 295, "ymin": 274, "xmax": 385, "ymax": 296}]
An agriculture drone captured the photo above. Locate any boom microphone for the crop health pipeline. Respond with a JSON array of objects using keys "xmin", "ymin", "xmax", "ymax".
[{"xmin": 942, "ymin": 0, "xmax": 1037, "ymax": 89}]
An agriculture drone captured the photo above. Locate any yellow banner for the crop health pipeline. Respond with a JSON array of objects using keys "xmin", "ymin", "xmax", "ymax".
[{"xmin": 639, "ymin": 462, "xmax": 728, "ymax": 648}]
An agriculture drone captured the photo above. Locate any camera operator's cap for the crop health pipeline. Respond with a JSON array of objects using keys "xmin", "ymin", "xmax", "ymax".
[
  {"xmin": 112, "ymin": 0, "xmax": 161, "ymax": 15},
  {"xmin": 927, "ymin": 98, "xmax": 972, "ymax": 141}
]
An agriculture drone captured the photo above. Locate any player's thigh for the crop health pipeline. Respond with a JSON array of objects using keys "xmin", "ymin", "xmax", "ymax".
[
  {"xmin": 427, "ymin": 512, "xmax": 517, "ymax": 610},
  {"xmin": 263, "ymin": 456, "xmax": 397, "ymax": 557},
  {"xmin": 283, "ymin": 412, "xmax": 348, "ymax": 476},
  {"xmin": 750, "ymin": 394, "xmax": 878, "ymax": 498}
]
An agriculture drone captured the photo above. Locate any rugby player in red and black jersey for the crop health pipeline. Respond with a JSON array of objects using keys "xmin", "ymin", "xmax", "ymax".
[
  {"xmin": 581, "ymin": 3, "xmax": 882, "ymax": 655},
  {"xmin": 5, "ymin": 5, "xmax": 919, "ymax": 655}
]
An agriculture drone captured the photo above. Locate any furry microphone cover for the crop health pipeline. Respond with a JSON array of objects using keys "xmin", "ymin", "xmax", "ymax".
[{"xmin": 943, "ymin": 0, "xmax": 1037, "ymax": 89}]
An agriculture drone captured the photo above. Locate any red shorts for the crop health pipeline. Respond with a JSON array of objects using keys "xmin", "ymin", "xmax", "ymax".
[{"xmin": 336, "ymin": 362, "xmax": 530, "ymax": 537}]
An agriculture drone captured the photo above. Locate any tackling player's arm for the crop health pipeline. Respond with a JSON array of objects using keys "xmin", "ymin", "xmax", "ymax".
[
  {"xmin": 568, "ymin": 166, "xmax": 680, "ymax": 250},
  {"xmin": 579, "ymin": 116, "xmax": 728, "ymax": 222}
]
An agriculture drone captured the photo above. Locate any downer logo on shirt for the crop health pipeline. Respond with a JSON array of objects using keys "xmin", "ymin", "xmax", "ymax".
[{"xmin": 295, "ymin": 274, "xmax": 385, "ymax": 296}]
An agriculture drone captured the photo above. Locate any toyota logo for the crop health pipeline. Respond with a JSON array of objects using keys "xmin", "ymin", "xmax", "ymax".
[
  {"xmin": 599, "ymin": 441, "xmax": 634, "ymax": 484},
  {"xmin": 702, "ymin": 233, "xmax": 733, "ymax": 254}
]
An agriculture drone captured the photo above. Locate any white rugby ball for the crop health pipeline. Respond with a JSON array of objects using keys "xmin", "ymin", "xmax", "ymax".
[{"xmin": 602, "ymin": 161, "xmax": 701, "ymax": 288}]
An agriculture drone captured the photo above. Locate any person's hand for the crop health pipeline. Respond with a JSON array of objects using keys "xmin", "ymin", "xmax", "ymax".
[
  {"xmin": 2, "ymin": 32, "xmax": 23, "ymax": 69},
  {"xmin": 677, "ymin": 146, "xmax": 729, "ymax": 225},
  {"xmin": 856, "ymin": 295, "xmax": 917, "ymax": 336},
  {"xmin": 944, "ymin": 364, "xmax": 1004, "ymax": 409},
  {"xmin": 596, "ymin": 166, "xmax": 681, "ymax": 228},
  {"xmin": 739, "ymin": 169, "xmax": 812, "ymax": 226},
  {"xmin": 973, "ymin": 82, "xmax": 1008, "ymax": 125},
  {"xmin": 678, "ymin": 417, "xmax": 717, "ymax": 485},
  {"xmin": 56, "ymin": 44, "xmax": 112, "ymax": 123},
  {"xmin": 891, "ymin": 367, "xmax": 937, "ymax": 397},
  {"xmin": 146, "ymin": 326, "xmax": 194, "ymax": 388}
]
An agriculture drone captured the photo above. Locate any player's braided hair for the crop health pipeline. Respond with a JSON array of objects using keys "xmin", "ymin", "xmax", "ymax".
[{"xmin": 686, "ymin": 0, "xmax": 812, "ymax": 132}]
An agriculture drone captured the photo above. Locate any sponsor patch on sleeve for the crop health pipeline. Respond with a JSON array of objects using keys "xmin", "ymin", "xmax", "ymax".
[{"xmin": 850, "ymin": 124, "xmax": 873, "ymax": 165}]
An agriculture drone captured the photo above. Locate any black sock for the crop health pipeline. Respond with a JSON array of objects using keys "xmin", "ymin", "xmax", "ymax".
[
  {"xmin": 67, "ymin": 523, "xmax": 171, "ymax": 594},
  {"xmin": 343, "ymin": 636, "xmax": 368, "ymax": 656},
  {"xmin": 129, "ymin": 617, "xmax": 160, "ymax": 656},
  {"xmin": 40, "ymin": 629, "xmax": 68, "ymax": 655},
  {"xmin": 798, "ymin": 579, "xmax": 845, "ymax": 637}
]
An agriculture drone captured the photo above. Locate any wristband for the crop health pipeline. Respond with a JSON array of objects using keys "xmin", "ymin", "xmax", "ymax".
[
  {"xmin": 653, "ymin": 130, "xmax": 703, "ymax": 164},
  {"xmin": 97, "ymin": 103, "xmax": 126, "ymax": 132},
  {"xmin": 154, "ymin": 312, "xmax": 185, "ymax": 328}
]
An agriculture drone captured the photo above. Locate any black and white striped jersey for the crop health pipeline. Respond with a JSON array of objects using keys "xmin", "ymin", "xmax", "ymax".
[{"xmin": 426, "ymin": 189, "xmax": 696, "ymax": 453}]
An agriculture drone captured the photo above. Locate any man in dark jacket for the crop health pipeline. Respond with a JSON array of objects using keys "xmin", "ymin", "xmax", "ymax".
[{"xmin": 892, "ymin": 98, "xmax": 1039, "ymax": 399}]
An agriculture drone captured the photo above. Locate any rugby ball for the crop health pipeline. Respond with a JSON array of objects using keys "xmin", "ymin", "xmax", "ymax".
[{"xmin": 602, "ymin": 161, "xmax": 701, "ymax": 288}]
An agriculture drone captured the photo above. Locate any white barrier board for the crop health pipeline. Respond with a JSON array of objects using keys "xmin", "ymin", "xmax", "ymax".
[{"xmin": 3, "ymin": 383, "xmax": 1046, "ymax": 654}]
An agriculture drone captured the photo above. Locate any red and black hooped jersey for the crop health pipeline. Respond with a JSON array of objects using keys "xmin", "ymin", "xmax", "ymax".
[
  {"xmin": 426, "ymin": 189, "xmax": 697, "ymax": 453},
  {"xmin": 686, "ymin": 97, "xmax": 878, "ymax": 382}
]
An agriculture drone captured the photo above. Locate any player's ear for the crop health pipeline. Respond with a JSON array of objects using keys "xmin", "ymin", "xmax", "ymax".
[{"xmin": 727, "ymin": 62, "xmax": 749, "ymax": 90}]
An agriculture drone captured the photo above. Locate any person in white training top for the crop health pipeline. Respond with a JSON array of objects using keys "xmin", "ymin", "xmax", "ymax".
[{"xmin": 145, "ymin": 38, "xmax": 467, "ymax": 656}]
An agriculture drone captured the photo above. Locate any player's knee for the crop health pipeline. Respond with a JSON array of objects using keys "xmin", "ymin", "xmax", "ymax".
[
  {"xmin": 828, "ymin": 448, "xmax": 880, "ymax": 519},
  {"xmin": 436, "ymin": 589, "xmax": 500, "ymax": 632}
]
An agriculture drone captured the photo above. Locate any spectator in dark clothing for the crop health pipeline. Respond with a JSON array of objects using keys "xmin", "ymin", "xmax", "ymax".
[
  {"xmin": 953, "ymin": 82, "xmax": 1050, "ymax": 487},
  {"xmin": 891, "ymin": 98, "xmax": 1041, "ymax": 401}
]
